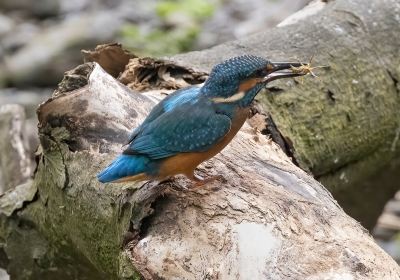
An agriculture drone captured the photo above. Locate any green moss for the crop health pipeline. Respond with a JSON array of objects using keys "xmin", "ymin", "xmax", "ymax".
[
  {"xmin": 22, "ymin": 124, "xmax": 141, "ymax": 278},
  {"xmin": 119, "ymin": 0, "xmax": 215, "ymax": 56},
  {"xmin": 258, "ymin": 56, "xmax": 400, "ymax": 177},
  {"xmin": 120, "ymin": 24, "xmax": 200, "ymax": 56},
  {"xmin": 119, "ymin": 251, "xmax": 142, "ymax": 279},
  {"xmin": 156, "ymin": 0, "xmax": 214, "ymax": 20}
]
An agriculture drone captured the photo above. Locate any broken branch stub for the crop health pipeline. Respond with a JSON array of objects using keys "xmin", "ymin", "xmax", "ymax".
[
  {"xmin": 82, "ymin": 43, "xmax": 137, "ymax": 78},
  {"xmin": 118, "ymin": 57, "xmax": 207, "ymax": 91}
]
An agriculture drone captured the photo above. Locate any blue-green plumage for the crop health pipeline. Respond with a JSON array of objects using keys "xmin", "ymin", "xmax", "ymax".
[
  {"xmin": 97, "ymin": 155, "xmax": 155, "ymax": 183},
  {"xmin": 98, "ymin": 55, "xmax": 305, "ymax": 183}
]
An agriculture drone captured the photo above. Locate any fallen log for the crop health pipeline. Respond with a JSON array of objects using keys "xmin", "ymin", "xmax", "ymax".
[{"xmin": 1, "ymin": 0, "xmax": 400, "ymax": 278}]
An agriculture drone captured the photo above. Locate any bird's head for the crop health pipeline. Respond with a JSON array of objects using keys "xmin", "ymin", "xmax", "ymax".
[{"xmin": 201, "ymin": 55, "xmax": 305, "ymax": 107}]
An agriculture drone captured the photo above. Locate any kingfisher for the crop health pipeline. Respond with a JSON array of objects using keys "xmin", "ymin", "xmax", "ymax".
[{"xmin": 97, "ymin": 55, "xmax": 306, "ymax": 186}]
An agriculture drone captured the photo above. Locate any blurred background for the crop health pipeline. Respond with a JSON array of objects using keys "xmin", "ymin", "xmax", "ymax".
[
  {"xmin": 0, "ymin": 0, "xmax": 399, "ymax": 275},
  {"xmin": 0, "ymin": 0, "xmax": 310, "ymax": 154}
]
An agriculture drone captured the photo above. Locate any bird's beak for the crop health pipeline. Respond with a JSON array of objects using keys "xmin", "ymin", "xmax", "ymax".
[{"xmin": 263, "ymin": 62, "xmax": 306, "ymax": 83}]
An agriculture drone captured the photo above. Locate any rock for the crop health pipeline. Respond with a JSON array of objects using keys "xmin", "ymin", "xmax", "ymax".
[{"xmin": 0, "ymin": 105, "xmax": 34, "ymax": 194}]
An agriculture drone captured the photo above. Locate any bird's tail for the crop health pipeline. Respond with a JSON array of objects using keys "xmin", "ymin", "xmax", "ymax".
[{"xmin": 97, "ymin": 154, "xmax": 151, "ymax": 183}]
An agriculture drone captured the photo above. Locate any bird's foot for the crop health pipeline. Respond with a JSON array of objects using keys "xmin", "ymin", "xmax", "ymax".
[
  {"xmin": 190, "ymin": 174, "xmax": 224, "ymax": 190},
  {"xmin": 158, "ymin": 176, "xmax": 191, "ymax": 191},
  {"xmin": 158, "ymin": 176, "xmax": 174, "ymax": 185}
]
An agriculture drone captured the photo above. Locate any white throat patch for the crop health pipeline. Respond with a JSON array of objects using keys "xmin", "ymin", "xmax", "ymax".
[{"xmin": 212, "ymin": 91, "xmax": 245, "ymax": 104}]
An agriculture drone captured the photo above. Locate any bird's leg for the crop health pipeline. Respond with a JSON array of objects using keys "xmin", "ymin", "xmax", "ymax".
[
  {"xmin": 187, "ymin": 172, "xmax": 224, "ymax": 189},
  {"xmin": 158, "ymin": 176, "xmax": 190, "ymax": 191},
  {"xmin": 159, "ymin": 176, "xmax": 174, "ymax": 184}
]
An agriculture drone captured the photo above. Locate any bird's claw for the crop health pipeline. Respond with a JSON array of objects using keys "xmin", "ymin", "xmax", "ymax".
[{"xmin": 189, "ymin": 174, "xmax": 224, "ymax": 190}]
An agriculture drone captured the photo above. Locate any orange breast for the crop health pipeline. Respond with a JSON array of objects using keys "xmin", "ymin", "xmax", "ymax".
[{"xmin": 157, "ymin": 107, "xmax": 250, "ymax": 180}]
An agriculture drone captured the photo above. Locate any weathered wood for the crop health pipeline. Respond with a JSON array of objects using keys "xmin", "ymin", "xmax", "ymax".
[
  {"xmin": 167, "ymin": 0, "xmax": 400, "ymax": 228},
  {"xmin": 1, "ymin": 0, "xmax": 400, "ymax": 279},
  {"xmin": 0, "ymin": 61, "xmax": 398, "ymax": 279}
]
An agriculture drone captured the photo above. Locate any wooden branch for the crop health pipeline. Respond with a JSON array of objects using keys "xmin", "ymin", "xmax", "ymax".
[
  {"xmin": 1, "ymin": 0, "xmax": 400, "ymax": 279},
  {"xmin": 167, "ymin": 0, "xmax": 400, "ymax": 228},
  {"xmin": 0, "ymin": 60, "xmax": 397, "ymax": 278}
]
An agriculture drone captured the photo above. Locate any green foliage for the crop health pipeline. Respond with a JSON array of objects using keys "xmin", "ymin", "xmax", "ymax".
[
  {"xmin": 156, "ymin": 0, "xmax": 214, "ymax": 20},
  {"xmin": 120, "ymin": 24, "xmax": 200, "ymax": 57},
  {"xmin": 119, "ymin": 0, "xmax": 215, "ymax": 56}
]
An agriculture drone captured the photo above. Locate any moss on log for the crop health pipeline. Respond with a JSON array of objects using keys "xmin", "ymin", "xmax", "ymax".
[
  {"xmin": 168, "ymin": 0, "xmax": 400, "ymax": 228},
  {"xmin": 1, "ymin": 0, "xmax": 400, "ymax": 279}
]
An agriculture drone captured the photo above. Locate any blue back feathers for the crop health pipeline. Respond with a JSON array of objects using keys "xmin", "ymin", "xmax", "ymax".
[
  {"xmin": 124, "ymin": 100, "xmax": 231, "ymax": 159},
  {"xmin": 163, "ymin": 86, "xmax": 199, "ymax": 112}
]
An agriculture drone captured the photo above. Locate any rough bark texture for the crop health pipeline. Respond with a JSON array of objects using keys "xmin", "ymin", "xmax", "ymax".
[
  {"xmin": 1, "ymin": 62, "xmax": 397, "ymax": 280},
  {"xmin": 1, "ymin": 0, "xmax": 400, "ymax": 279},
  {"xmin": 167, "ymin": 0, "xmax": 400, "ymax": 229}
]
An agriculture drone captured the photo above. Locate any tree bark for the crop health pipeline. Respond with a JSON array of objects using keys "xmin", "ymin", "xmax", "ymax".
[
  {"xmin": 1, "ymin": 0, "xmax": 400, "ymax": 279},
  {"xmin": 168, "ymin": 0, "xmax": 400, "ymax": 229}
]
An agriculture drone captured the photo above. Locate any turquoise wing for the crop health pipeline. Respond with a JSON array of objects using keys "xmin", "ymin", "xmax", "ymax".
[
  {"xmin": 123, "ymin": 104, "xmax": 231, "ymax": 159},
  {"xmin": 126, "ymin": 86, "xmax": 200, "ymax": 144}
]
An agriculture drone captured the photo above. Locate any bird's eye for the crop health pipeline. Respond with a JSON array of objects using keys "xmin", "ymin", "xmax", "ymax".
[{"xmin": 253, "ymin": 69, "xmax": 267, "ymax": 77}]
